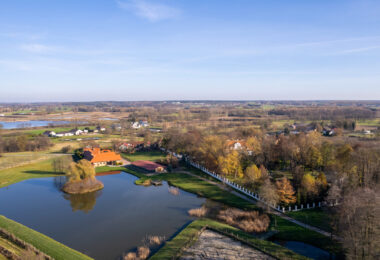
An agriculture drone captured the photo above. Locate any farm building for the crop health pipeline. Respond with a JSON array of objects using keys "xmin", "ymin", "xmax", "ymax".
[{"xmin": 83, "ymin": 147, "xmax": 122, "ymax": 167}]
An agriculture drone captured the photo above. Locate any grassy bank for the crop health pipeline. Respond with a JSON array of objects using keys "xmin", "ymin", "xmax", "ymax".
[
  {"xmin": 151, "ymin": 218, "xmax": 309, "ymax": 260},
  {"xmin": 271, "ymin": 216, "xmax": 342, "ymax": 256},
  {"xmin": 0, "ymin": 216, "xmax": 92, "ymax": 260}
]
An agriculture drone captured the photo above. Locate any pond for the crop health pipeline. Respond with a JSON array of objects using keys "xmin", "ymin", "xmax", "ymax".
[
  {"xmin": 0, "ymin": 172, "xmax": 205, "ymax": 259},
  {"xmin": 273, "ymin": 240, "xmax": 335, "ymax": 260},
  {"xmin": 0, "ymin": 120, "xmax": 72, "ymax": 129}
]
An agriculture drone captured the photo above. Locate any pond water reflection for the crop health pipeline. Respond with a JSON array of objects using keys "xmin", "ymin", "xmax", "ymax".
[
  {"xmin": 0, "ymin": 120, "xmax": 72, "ymax": 129},
  {"xmin": 0, "ymin": 172, "xmax": 205, "ymax": 259}
]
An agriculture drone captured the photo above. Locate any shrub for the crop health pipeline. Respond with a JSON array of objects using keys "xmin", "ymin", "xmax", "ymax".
[
  {"xmin": 61, "ymin": 145, "xmax": 72, "ymax": 153},
  {"xmin": 217, "ymin": 208, "xmax": 270, "ymax": 233}
]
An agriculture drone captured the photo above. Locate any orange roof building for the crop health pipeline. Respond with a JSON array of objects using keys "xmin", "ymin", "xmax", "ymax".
[{"xmin": 83, "ymin": 147, "xmax": 122, "ymax": 167}]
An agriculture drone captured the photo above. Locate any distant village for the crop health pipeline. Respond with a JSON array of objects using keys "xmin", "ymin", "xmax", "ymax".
[{"xmin": 42, "ymin": 120, "xmax": 161, "ymax": 138}]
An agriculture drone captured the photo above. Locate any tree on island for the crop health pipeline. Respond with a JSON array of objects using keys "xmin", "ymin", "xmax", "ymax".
[{"xmin": 62, "ymin": 160, "xmax": 104, "ymax": 194}]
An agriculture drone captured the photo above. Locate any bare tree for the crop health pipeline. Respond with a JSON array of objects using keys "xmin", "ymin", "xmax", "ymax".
[{"xmin": 335, "ymin": 187, "xmax": 380, "ymax": 260}]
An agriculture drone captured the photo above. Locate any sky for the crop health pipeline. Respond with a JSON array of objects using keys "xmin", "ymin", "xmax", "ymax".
[{"xmin": 0, "ymin": 0, "xmax": 379, "ymax": 102}]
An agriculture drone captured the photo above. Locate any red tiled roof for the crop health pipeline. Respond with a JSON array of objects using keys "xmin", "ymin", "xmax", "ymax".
[
  {"xmin": 84, "ymin": 148, "xmax": 122, "ymax": 163},
  {"xmin": 131, "ymin": 160, "xmax": 165, "ymax": 171}
]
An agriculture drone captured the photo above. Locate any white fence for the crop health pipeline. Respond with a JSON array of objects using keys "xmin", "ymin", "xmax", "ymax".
[{"xmin": 163, "ymin": 148, "xmax": 322, "ymax": 213}]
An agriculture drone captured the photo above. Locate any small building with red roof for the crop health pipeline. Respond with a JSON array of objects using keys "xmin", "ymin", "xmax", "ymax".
[
  {"xmin": 83, "ymin": 147, "xmax": 122, "ymax": 167},
  {"xmin": 130, "ymin": 160, "xmax": 166, "ymax": 173}
]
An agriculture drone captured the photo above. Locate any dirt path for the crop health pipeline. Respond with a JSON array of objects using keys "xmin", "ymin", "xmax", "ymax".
[{"xmin": 179, "ymin": 170, "xmax": 339, "ymax": 240}]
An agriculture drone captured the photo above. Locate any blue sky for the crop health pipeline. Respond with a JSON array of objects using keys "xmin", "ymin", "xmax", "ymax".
[{"xmin": 0, "ymin": 0, "xmax": 379, "ymax": 102}]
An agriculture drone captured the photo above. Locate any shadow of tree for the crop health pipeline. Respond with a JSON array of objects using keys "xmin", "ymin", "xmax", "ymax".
[{"xmin": 22, "ymin": 170, "xmax": 58, "ymax": 175}]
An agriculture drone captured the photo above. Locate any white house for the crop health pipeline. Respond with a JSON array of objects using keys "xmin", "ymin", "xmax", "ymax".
[
  {"xmin": 71, "ymin": 129, "xmax": 83, "ymax": 136},
  {"xmin": 56, "ymin": 132, "xmax": 74, "ymax": 137},
  {"xmin": 140, "ymin": 120, "xmax": 149, "ymax": 127},
  {"xmin": 363, "ymin": 130, "xmax": 372, "ymax": 135},
  {"xmin": 132, "ymin": 122, "xmax": 141, "ymax": 129}
]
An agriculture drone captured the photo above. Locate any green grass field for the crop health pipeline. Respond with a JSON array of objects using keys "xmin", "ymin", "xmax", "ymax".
[
  {"xmin": 122, "ymin": 150, "xmax": 166, "ymax": 162},
  {"xmin": 151, "ymin": 218, "xmax": 309, "ymax": 260},
  {"xmin": 286, "ymin": 208, "xmax": 332, "ymax": 232},
  {"xmin": 0, "ymin": 216, "xmax": 92, "ymax": 260},
  {"xmin": 0, "ymin": 151, "xmax": 54, "ymax": 170},
  {"xmin": 0, "ymin": 157, "xmax": 65, "ymax": 188}
]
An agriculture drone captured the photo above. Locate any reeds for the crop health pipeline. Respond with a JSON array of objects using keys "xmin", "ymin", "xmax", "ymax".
[
  {"xmin": 188, "ymin": 206, "xmax": 208, "ymax": 217},
  {"xmin": 137, "ymin": 247, "xmax": 150, "ymax": 259},
  {"xmin": 168, "ymin": 186, "xmax": 180, "ymax": 196},
  {"xmin": 143, "ymin": 235, "xmax": 165, "ymax": 246},
  {"xmin": 217, "ymin": 208, "xmax": 270, "ymax": 233},
  {"xmin": 124, "ymin": 252, "xmax": 137, "ymax": 260}
]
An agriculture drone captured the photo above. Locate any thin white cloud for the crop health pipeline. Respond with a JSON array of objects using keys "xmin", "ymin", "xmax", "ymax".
[
  {"xmin": 333, "ymin": 45, "xmax": 380, "ymax": 54},
  {"xmin": 20, "ymin": 43, "xmax": 56, "ymax": 54},
  {"xmin": 117, "ymin": 0, "xmax": 181, "ymax": 22},
  {"xmin": 292, "ymin": 36, "xmax": 380, "ymax": 47}
]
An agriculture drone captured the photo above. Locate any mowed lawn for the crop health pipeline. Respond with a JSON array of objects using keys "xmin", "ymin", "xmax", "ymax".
[
  {"xmin": 0, "ymin": 216, "xmax": 92, "ymax": 260},
  {"xmin": 122, "ymin": 151, "xmax": 166, "ymax": 162},
  {"xmin": 0, "ymin": 157, "xmax": 68, "ymax": 188}
]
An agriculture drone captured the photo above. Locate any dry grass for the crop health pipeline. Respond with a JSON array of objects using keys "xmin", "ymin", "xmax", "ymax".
[
  {"xmin": 218, "ymin": 208, "xmax": 270, "ymax": 233},
  {"xmin": 124, "ymin": 252, "xmax": 137, "ymax": 260},
  {"xmin": 143, "ymin": 235, "xmax": 165, "ymax": 246},
  {"xmin": 124, "ymin": 246, "xmax": 150, "ymax": 260},
  {"xmin": 188, "ymin": 207, "xmax": 208, "ymax": 217},
  {"xmin": 168, "ymin": 186, "xmax": 180, "ymax": 196},
  {"xmin": 141, "ymin": 179, "xmax": 152, "ymax": 186},
  {"xmin": 137, "ymin": 247, "xmax": 150, "ymax": 259}
]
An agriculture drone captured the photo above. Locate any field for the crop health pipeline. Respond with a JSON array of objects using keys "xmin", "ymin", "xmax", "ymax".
[
  {"xmin": 0, "ymin": 151, "xmax": 55, "ymax": 170},
  {"xmin": 0, "ymin": 216, "xmax": 92, "ymax": 260},
  {"xmin": 0, "ymin": 157, "xmax": 66, "ymax": 188},
  {"xmin": 122, "ymin": 150, "xmax": 167, "ymax": 162}
]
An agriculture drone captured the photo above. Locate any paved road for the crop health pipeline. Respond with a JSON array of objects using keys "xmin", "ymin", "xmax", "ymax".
[{"xmin": 181, "ymin": 169, "xmax": 340, "ymax": 240}]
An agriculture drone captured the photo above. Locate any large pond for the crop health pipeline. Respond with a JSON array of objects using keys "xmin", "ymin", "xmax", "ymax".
[
  {"xmin": 0, "ymin": 172, "xmax": 205, "ymax": 259},
  {"xmin": 0, "ymin": 120, "xmax": 72, "ymax": 129}
]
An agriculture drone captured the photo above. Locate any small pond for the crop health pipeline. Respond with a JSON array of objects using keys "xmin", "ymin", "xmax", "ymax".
[
  {"xmin": 0, "ymin": 172, "xmax": 205, "ymax": 259},
  {"xmin": 0, "ymin": 120, "xmax": 72, "ymax": 129},
  {"xmin": 273, "ymin": 240, "xmax": 335, "ymax": 260}
]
